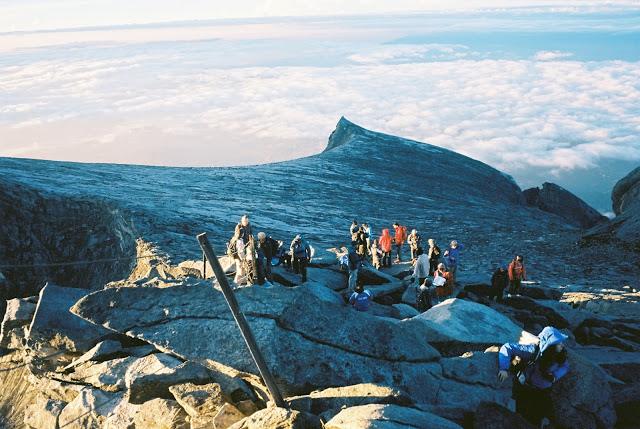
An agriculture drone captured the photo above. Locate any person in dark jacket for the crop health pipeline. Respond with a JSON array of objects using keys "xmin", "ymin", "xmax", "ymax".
[
  {"xmin": 427, "ymin": 238, "xmax": 441, "ymax": 276},
  {"xmin": 256, "ymin": 232, "xmax": 278, "ymax": 284},
  {"xmin": 355, "ymin": 227, "xmax": 368, "ymax": 257},
  {"xmin": 498, "ymin": 326, "xmax": 570, "ymax": 427},
  {"xmin": 290, "ymin": 234, "xmax": 311, "ymax": 282},
  {"xmin": 416, "ymin": 282, "xmax": 432, "ymax": 312},
  {"xmin": 347, "ymin": 246, "xmax": 363, "ymax": 290},
  {"xmin": 349, "ymin": 282, "xmax": 372, "ymax": 312},
  {"xmin": 490, "ymin": 265, "xmax": 509, "ymax": 302}
]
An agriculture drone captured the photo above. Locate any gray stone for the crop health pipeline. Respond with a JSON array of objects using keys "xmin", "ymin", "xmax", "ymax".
[
  {"xmin": 325, "ymin": 403, "xmax": 462, "ymax": 429},
  {"xmin": 169, "ymin": 382, "xmax": 230, "ymax": 417},
  {"xmin": 523, "ymin": 182, "xmax": 608, "ymax": 229},
  {"xmin": 63, "ymin": 339, "xmax": 123, "ymax": 371},
  {"xmin": 474, "ymin": 402, "xmax": 535, "ymax": 429},
  {"xmin": 306, "ymin": 267, "xmax": 346, "ymax": 291},
  {"xmin": 72, "ymin": 282, "xmax": 441, "ymax": 400},
  {"xmin": 404, "ymin": 298, "xmax": 536, "ymax": 355},
  {"xmin": 213, "ymin": 403, "xmax": 246, "ymax": 429},
  {"xmin": 58, "ymin": 387, "xmax": 124, "ymax": 429},
  {"xmin": 133, "ymin": 398, "xmax": 189, "ymax": 429},
  {"xmin": 23, "ymin": 396, "xmax": 66, "ymax": 429},
  {"xmin": 0, "ymin": 297, "xmax": 36, "ymax": 349},
  {"xmin": 68, "ymin": 356, "xmax": 138, "ymax": 391},
  {"xmin": 287, "ymin": 383, "xmax": 412, "ymax": 415},
  {"xmin": 392, "ymin": 303, "xmax": 419, "ymax": 319},
  {"xmin": 27, "ymin": 283, "xmax": 112, "ymax": 356},
  {"xmin": 228, "ymin": 407, "xmax": 322, "ymax": 429},
  {"xmin": 125, "ymin": 353, "xmax": 213, "ymax": 404}
]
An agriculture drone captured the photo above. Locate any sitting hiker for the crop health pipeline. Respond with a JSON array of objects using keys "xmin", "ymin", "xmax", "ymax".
[
  {"xmin": 498, "ymin": 326, "xmax": 570, "ymax": 428},
  {"xmin": 347, "ymin": 246, "xmax": 363, "ymax": 290},
  {"xmin": 433, "ymin": 263, "xmax": 453, "ymax": 300},
  {"xmin": 443, "ymin": 240, "xmax": 463, "ymax": 283},
  {"xmin": 416, "ymin": 282, "xmax": 432, "ymax": 312},
  {"xmin": 490, "ymin": 264, "xmax": 509, "ymax": 302},
  {"xmin": 349, "ymin": 282, "xmax": 372, "ymax": 312},
  {"xmin": 378, "ymin": 229, "xmax": 393, "ymax": 267},
  {"xmin": 290, "ymin": 234, "xmax": 311, "ymax": 282},
  {"xmin": 508, "ymin": 255, "xmax": 527, "ymax": 295},
  {"xmin": 407, "ymin": 229, "xmax": 422, "ymax": 263},
  {"xmin": 412, "ymin": 247, "xmax": 430, "ymax": 287},
  {"xmin": 371, "ymin": 239, "xmax": 381, "ymax": 270},
  {"xmin": 256, "ymin": 232, "xmax": 279, "ymax": 284},
  {"xmin": 275, "ymin": 242, "xmax": 291, "ymax": 270}
]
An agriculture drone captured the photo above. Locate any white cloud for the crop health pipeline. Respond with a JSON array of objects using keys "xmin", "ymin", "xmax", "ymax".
[{"xmin": 533, "ymin": 50, "xmax": 574, "ymax": 61}]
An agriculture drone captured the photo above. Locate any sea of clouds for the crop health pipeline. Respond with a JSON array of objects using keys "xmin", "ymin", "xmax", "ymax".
[{"xmin": 1, "ymin": 8, "xmax": 639, "ymax": 211}]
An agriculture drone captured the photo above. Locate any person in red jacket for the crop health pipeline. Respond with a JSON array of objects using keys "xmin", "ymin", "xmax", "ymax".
[
  {"xmin": 508, "ymin": 255, "xmax": 527, "ymax": 295},
  {"xmin": 392, "ymin": 222, "xmax": 407, "ymax": 263},
  {"xmin": 378, "ymin": 229, "xmax": 393, "ymax": 267}
]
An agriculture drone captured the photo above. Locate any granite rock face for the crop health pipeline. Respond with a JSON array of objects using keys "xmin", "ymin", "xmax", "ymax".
[{"xmin": 523, "ymin": 182, "xmax": 608, "ymax": 229}]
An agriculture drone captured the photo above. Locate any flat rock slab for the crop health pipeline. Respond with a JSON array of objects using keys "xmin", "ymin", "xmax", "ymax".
[
  {"xmin": 229, "ymin": 406, "xmax": 322, "ymax": 429},
  {"xmin": 27, "ymin": 283, "xmax": 112, "ymax": 355},
  {"xmin": 404, "ymin": 298, "xmax": 535, "ymax": 354},
  {"xmin": 72, "ymin": 282, "xmax": 442, "ymax": 399},
  {"xmin": 325, "ymin": 403, "xmax": 462, "ymax": 429},
  {"xmin": 63, "ymin": 339, "xmax": 123, "ymax": 371}
]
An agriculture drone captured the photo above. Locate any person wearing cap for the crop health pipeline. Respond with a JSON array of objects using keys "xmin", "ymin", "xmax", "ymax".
[
  {"xmin": 497, "ymin": 326, "xmax": 570, "ymax": 427},
  {"xmin": 349, "ymin": 282, "xmax": 372, "ymax": 312},
  {"xmin": 490, "ymin": 264, "xmax": 509, "ymax": 302},
  {"xmin": 256, "ymin": 232, "xmax": 279, "ymax": 284},
  {"xmin": 290, "ymin": 234, "xmax": 312, "ymax": 282},
  {"xmin": 443, "ymin": 240, "xmax": 464, "ymax": 283},
  {"xmin": 508, "ymin": 255, "xmax": 527, "ymax": 295}
]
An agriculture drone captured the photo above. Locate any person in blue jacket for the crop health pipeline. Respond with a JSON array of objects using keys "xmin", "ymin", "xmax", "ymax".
[
  {"xmin": 498, "ymin": 326, "xmax": 570, "ymax": 427},
  {"xmin": 349, "ymin": 283, "xmax": 372, "ymax": 312},
  {"xmin": 443, "ymin": 240, "xmax": 464, "ymax": 282}
]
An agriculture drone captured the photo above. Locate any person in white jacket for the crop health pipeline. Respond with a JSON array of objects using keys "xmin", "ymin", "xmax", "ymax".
[{"xmin": 412, "ymin": 248, "xmax": 430, "ymax": 286}]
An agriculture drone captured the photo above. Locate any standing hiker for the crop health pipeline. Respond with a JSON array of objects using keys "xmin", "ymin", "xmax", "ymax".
[
  {"xmin": 355, "ymin": 227, "xmax": 368, "ymax": 257},
  {"xmin": 378, "ymin": 228, "xmax": 392, "ymax": 268},
  {"xmin": 347, "ymin": 245, "xmax": 363, "ymax": 290},
  {"xmin": 370, "ymin": 239, "xmax": 381, "ymax": 270},
  {"xmin": 443, "ymin": 240, "xmax": 464, "ymax": 283},
  {"xmin": 412, "ymin": 247, "xmax": 430, "ymax": 287},
  {"xmin": 350, "ymin": 220, "xmax": 359, "ymax": 243},
  {"xmin": 508, "ymin": 255, "xmax": 527, "ymax": 295},
  {"xmin": 490, "ymin": 265, "xmax": 509, "ymax": 302},
  {"xmin": 235, "ymin": 214, "xmax": 253, "ymax": 243},
  {"xmin": 256, "ymin": 232, "xmax": 278, "ymax": 284},
  {"xmin": 362, "ymin": 223, "xmax": 372, "ymax": 254},
  {"xmin": 497, "ymin": 326, "xmax": 570, "ymax": 427},
  {"xmin": 290, "ymin": 234, "xmax": 312, "ymax": 282},
  {"xmin": 349, "ymin": 282, "xmax": 372, "ymax": 312},
  {"xmin": 407, "ymin": 229, "xmax": 422, "ymax": 263},
  {"xmin": 427, "ymin": 238, "xmax": 441, "ymax": 276},
  {"xmin": 393, "ymin": 222, "xmax": 407, "ymax": 263}
]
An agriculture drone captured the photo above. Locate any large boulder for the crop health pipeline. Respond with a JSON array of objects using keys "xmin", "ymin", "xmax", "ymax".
[
  {"xmin": 229, "ymin": 406, "xmax": 322, "ymax": 429},
  {"xmin": 523, "ymin": 182, "xmax": 608, "ymax": 229},
  {"xmin": 550, "ymin": 351, "xmax": 617, "ymax": 429},
  {"xmin": 58, "ymin": 387, "xmax": 124, "ymax": 429},
  {"xmin": 325, "ymin": 403, "xmax": 462, "ymax": 429},
  {"xmin": 124, "ymin": 354, "xmax": 213, "ymax": 404},
  {"xmin": 72, "ymin": 283, "xmax": 441, "ymax": 400},
  {"xmin": 0, "ymin": 297, "xmax": 36, "ymax": 349},
  {"xmin": 404, "ymin": 299, "xmax": 535, "ymax": 355},
  {"xmin": 287, "ymin": 383, "xmax": 412, "ymax": 416},
  {"xmin": 585, "ymin": 166, "xmax": 640, "ymax": 245},
  {"xmin": 26, "ymin": 283, "xmax": 112, "ymax": 356}
]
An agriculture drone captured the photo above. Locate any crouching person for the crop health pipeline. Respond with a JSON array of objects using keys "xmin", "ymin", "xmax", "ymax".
[
  {"xmin": 349, "ymin": 283, "xmax": 372, "ymax": 312},
  {"xmin": 497, "ymin": 326, "xmax": 570, "ymax": 428}
]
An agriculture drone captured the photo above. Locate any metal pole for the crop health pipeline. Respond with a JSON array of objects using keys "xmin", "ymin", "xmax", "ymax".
[
  {"xmin": 197, "ymin": 232, "xmax": 286, "ymax": 408},
  {"xmin": 202, "ymin": 251, "xmax": 207, "ymax": 279}
]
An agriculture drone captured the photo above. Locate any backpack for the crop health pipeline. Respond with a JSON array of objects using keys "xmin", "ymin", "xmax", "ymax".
[
  {"xmin": 268, "ymin": 237, "xmax": 279, "ymax": 256},
  {"xmin": 227, "ymin": 239, "xmax": 238, "ymax": 258},
  {"xmin": 432, "ymin": 246, "xmax": 441, "ymax": 258},
  {"xmin": 515, "ymin": 344, "xmax": 541, "ymax": 386}
]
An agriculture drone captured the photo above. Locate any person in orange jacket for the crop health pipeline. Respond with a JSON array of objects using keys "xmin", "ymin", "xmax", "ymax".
[
  {"xmin": 508, "ymin": 255, "xmax": 527, "ymax": 295},
  {"xmin": 378, "ymin": 229, "xmax": 393, "ymax": 267},
  {"xmin": 392, "ymin": 222, "xmax": 407, "ymax": 263},
  {"xmin": 433, "ymin": 263, "xmax": 453, "ymax": 302}
]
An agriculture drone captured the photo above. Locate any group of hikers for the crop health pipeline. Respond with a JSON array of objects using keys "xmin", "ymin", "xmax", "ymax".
[{"xmin": 224, "ymin": 215, "xmax": 566, "ymax": 429}]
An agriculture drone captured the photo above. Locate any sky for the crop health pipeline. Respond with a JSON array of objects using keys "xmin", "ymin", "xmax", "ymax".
[{"xmin": 1, "ymin": 2, "xmax": 639, "ymax": 213}]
